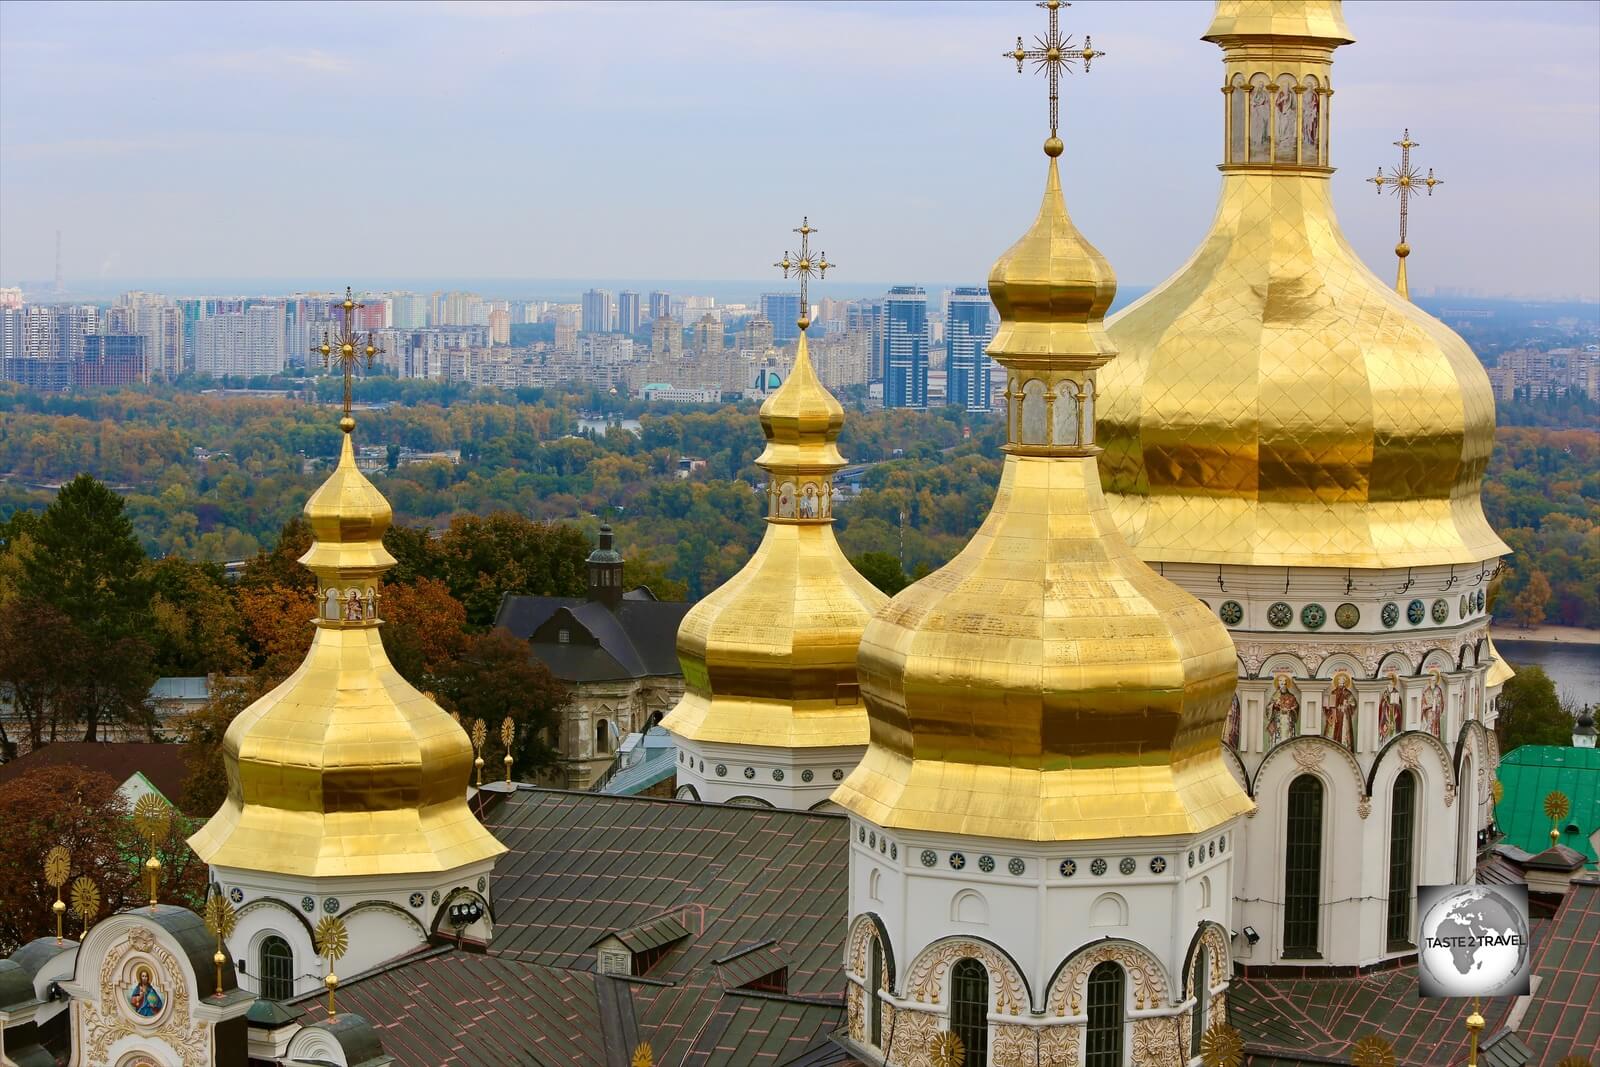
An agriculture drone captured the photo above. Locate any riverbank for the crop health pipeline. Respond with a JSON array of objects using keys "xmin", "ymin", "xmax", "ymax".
[{"xmin": 1495, "ymin": 625, "xmax": 1600, "ymax": 646}]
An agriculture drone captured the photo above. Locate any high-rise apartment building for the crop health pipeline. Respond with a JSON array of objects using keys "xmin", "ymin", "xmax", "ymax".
[
  {"xmin": 488, "ymin": 308, "xmax": 511, "ymax": 346},
  {"xmin": 78, "ymin": 334, "xmax": 147, "ymax": 388},
  {"xmin": 582, "ymin": 289, "xmax": 614, "ymax": 334},
  {"xmin": 390, "ymin": 292, "xmax": 429, "ymax": 330},
  {"xmin": 759, "ymin": 293, "xmax": 803, "ymax": 344},
  {"xmin": 616, "ymin": 291, "xmax": 642, "ymax": 335},
  {"xmin": 195, "ymin": 304, "xmax": 286, "ymax": 377},
  {"xmin": 847, "ymin": 300, "xmax": 885, "ymax": 380},
  {"xmin": 648, "ymin": 291, "xmax": 672, "ymax": 321},
  {"xmin": 739, "ymin": 316, "xmax": 774, "ymax": 355},
  {"xmin": 946, "ymin": 287, "xmax": 997, "ymax": 412},
  {"xmin": 651, "ymin": 316, "xmax": 684, "ymax": 359},
  {"xmin": 883, "ymin": 286, "xmax": 928, "ymax": 409},
  {"xmin": 691, "ymin": 314, "xmax": 722, "ymax": 356}
]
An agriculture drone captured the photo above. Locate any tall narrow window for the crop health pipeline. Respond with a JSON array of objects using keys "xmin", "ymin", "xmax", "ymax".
[
  {"xmin": 1284, "ymin": 775, "xmax": 1324, "ymax": 957},
  {"xmin": 1387, "ymin": 770, "xmax": 1418, "ymax": 949},
  {"xmin": 1191, "ymin": 945, "xmax": 1208, "ymax": 1052},
  {"xmin": 868, "ymin": 937, "xmax": 884, "ymax": 1047},
  {"xmin": 595, "ymin": 719, "xmax": 611, "ymax": 754},
  {"xmin": 949, "ymin": 958, "xmax": 989, "ymax": 1065},
  {"xmin": 1085, "ymin": 961, "xmax": 1125, "ymax": 1067},
  {"xmin": 259, "ymin": 936, "xmax": 294, "ymax": 1001}
]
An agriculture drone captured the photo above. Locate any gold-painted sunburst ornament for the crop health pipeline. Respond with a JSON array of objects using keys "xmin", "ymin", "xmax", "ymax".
[
  {"xmin": 501, "ymin": 716, "xmax": 516, "ymax": 784},
  {"xmin": 1492, "ymin": 779, "xmax": 1504, "ymax": 805},
  {"xmin": 1544, "ymin": 790, "xmax": 1571, "ymax": 822},
  {"xmin": 471, "ymin": 718, "xmax": 488, "ymax": 786},
  {"xmin": 1200, "ymin": 1022, "xmax": 1244, "ymax": 1067},
  {"xmin": 1002, "ymin": 0, "xmax": 1103, "ymax": 152},
  {"xmin": 314, "ymin": 913, "xmax": 349, "ymax": 1020},
  {"xmin": 133, "ymin": 793, "xmax": 171, "ymax": 912},
  {"xmin": 773, "ymin": 218, "xmax": 832, "ymax": 331},
  {"xmin": 44, "ymin": 845, "xmax": 71, "ymax": 945},
  {"xmin": 1351, "ymin": 1033, "xmax": 1396, "ymax": 1067},
  {"xmin": 204, "ymin": 891, "xmax": 238, "ymax": 997},
  {"xmin": 1555, "ymin": 1055, "xmax": 1593, "ymax": 1067},
  {"xmin": 630, "ymin": 1042, "xmax": 654, "ymax": 1067},
  {"xmin": 70, "ymin": 876, "xmax": 100, "ymax": 938},
  {"xmin": 931, "ymin": 1030, "xmax": 966, "ymax": 1067}
]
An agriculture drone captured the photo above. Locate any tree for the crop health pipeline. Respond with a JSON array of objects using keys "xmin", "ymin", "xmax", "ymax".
[
  {"xmin": 238, "ymin": 583, "xmax": 316, "ymax": 684},
  {"xmin": 438, "ymin": 628, "xmax": 568, "ymax": 778},
  {"xmin": 1509, "ymin": 569, "xmax": 1552, "ymax": 629},
  {"xmin": 380, "ymin": 577, "xmax": 467, "ymax": 689},
  {"xmin": 241, "ymin": 516, "xmax": 315, "ymax": 593},
  {"xmin": 145, "ymin": 557, "xmax": 244, "ymax": 677},
  {"xmin": 0, "ymin": 599, "xmax": 83, "ymax": 752},
  {"xmin": 851, "ymin": 552, "xmax": 909, "ymax": 597},
  {"xmin": 19, "ymin": 474, "xmax": 147, "ymax": 631},
  {"xmin": 1494, "ymin": 664, "xmax": 1575, "ymax": 752},
  {"xmin": 174, "ymin": 679, "xmax": 263, "ymax": 817}
]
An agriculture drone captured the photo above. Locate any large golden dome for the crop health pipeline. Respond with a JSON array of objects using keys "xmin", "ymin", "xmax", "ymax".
[
  {"xmin": 1097, "ymin": 0, "xmax": 1506, "ymax": 570},
  {"xmin": 664, "ymin": 332, "xmax": 887, "ymax": 749},
  {"xmin": 833, "ymin": 156, "xmax": 1251, "ymax": 842},
  {"xmin": 189, "ymin": 425, "xmax": 504, "ymax": 878}
]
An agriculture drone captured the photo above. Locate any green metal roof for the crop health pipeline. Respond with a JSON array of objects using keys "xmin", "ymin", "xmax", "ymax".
[{"xmin": 1494, "ymin": 745, "xmax": 1600, "ymax": 868}]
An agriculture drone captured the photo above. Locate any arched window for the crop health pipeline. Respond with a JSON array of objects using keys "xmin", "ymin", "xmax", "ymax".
[
  {"xmin": 1284, "ymin": 774, "xmax": 1324, "ymax": 957},
  {"xmin": 595, "ymin": 718, "xmax": 611, "ymax": 754},
  {"xmin": 950, "ymin": 958, "xmax": 989, "ymax": 1065},
  {"xmin": 259, "ymin": 936, "xmax": 294, "ymax": 1001},
  {"xmin": 1386, "ymin": 770, "xmax": 1418, "ymax": 950},
  {"xmin": 1191, "ymin": 944, "xmax": 1208, "ymax": 1052},
  {"xmin": 868, "ymin": 936, "xmax": 884, "ymax": 1047},
  {"xmin": 1085, "ymin": 961, "xmax": 1124, "ymax": 1067}
]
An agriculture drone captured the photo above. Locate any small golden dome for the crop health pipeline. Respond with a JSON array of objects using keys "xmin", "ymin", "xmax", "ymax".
[
  {"xmin": 664, "ymin": 332, "xmax": 887, "ymax": 750},
  {"xmin": 834, "ymin": 158, "xmax": 1250, "ymax": 841},
  {"xmin": 1098, "ymin": 0, "xmax": 1507, "ymax": 570},
  {"xmin": 189, "ymin": 419, "xmax": 503, "ymax": 877}
]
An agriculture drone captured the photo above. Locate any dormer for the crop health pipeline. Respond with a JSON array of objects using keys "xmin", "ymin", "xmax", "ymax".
[{"xmin": 589, "ymin": 915, "xmax": 690, "ymax": 977}]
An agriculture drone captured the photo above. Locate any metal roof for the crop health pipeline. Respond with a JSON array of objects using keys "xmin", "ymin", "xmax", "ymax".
[
  {"xmin": 495, "ymin": 595, "xmax": 691, "ymax": 682},
  {"xmin": 1493, "ymin": 744, "xmax": 1600, "ymax": 867}
]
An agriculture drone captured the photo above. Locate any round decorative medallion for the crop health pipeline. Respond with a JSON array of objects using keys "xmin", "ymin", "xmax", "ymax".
[
  {"xmin": 1209, "ymin": 841, "xmax": 1216, "ymax": 858},
  {"xmin": 1219, "ymin": 834, "xmax": 1227, "ymax": 853},
  {"xmin": 1150, "ymin": 856, "xmax": 1167, "ymax": 874},
  {"xmin": 1090, "ymin": 858, "xmax": 1107, "ymax": 877},
  {"xmin": 300, "ymin": 895, "xmax": 315, "ymax": 913},
  {"xmin": 431, "ymin": 890, "xmax": 440, "ymax": 905},
  {"xmin": 229, "ymin": 887, "xmax": 243, "ymax": 904},
  {"xmin": 409, "ymin": 892, "xmax": 425, "ymax": 909},
  {"xmin": 1219, "ymin": 601, "xmax": 1243, "ymax": 626},
  {"xmin": 859, "ymin": 826, "xmax": 866, "ymax": 843},
  {"xmin": 477, "ymin": 876, "xmax": 486, "ymax": 892},
  {"xmin": 1407, "ymin": 599, "xmax": 1426, "ymax": 625},
  {"xmin": 869, "ymin": 831, "xmax": 876, "ymax": 848},
  {"xmin": 1008, "ymin": 858, "xmax": 1025, "ymax": 876},
  {"xmin": 1300, "ymin": 603, "xmax": 1327, "ymax": 630},
  {"xmin": 772, "ymin": 768, "xmax": 784, "ymax": 782},
  {"xmin": 1476, "ymin": 588, "xmax": 1485, "ymax": 611},
  {"xmin": 1118, "ymin": 857, "xmax": 1136, "ymax": 876},
  {"xmin": 678, "ymin": 751, "xmax": 684, "ymax": 763},
  {"xmin": 832, "ymin": 769, "xmax": 844, "ymax": 782},
  {"xmin": 715, "ymin": 763, "xmax": 727, "ymax": 777},
  {"xmin": 921, "ymin": 849, "xmax": 937, "ymax": 868},
  {"xmin": 322, "ymin": 897, "xmax": 339, "ymax": 914},
  {"xmin": 801, "ymin": 769, "xmax": 814, "ymax": 782},
  {"xmin": 1432, "ymin": 598, "xmax": 1449, "ymax": 624},
  {"xmin": 1382, "ymin": 602, "xmax": 1400, "ymax": 628},
  {"xmin": 949, "ymin": 852, "xmax": 966, "ymax": 871},
  {"xmin": 1267, "ymin": 601, "xmax": 1293, "ymax": 629},
  {"xmin": 978, "ymin": 855, "xmax": 995, "ymax": 873},
  {"xmin": 1060, "ymin": 859, "xmax": 1077, "ymax": 877},
  {"xmin": 880, "ymin": 837, "xmax": 887, "ymax": 853},
  {"xmin": 1460, "ymin": 594, "xmax": 1469, "ymax": 618},
  {"xmin": 891, "ymin": 843, "xmax": 898, "ymax": 860},
  {"xmin": 743, "ymin": 766, "xmax": 755, "ymax": 780},
  {"xmin": 1335, "ymin": 603, "xmax": 1360, "ymax": 629},
  {"xmin": 1188, "ymin": 850, "xmax": 1195, "ymax": 868}
]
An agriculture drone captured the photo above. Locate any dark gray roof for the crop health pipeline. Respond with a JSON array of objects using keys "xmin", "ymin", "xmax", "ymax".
[
  {"xmin": 596, "ymin": 915, "xmax": 691, "ymax": 955},
  {"xmin": 0, "ymin": 959, "xmax": 33, "ymax": 1011},
  {"xmin": 495, "ymin": 595, "xmax": 691, "ymax": 682}
]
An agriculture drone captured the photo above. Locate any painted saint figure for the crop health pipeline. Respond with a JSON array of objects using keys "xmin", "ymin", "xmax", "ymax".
[
  {"xmin": 1248, "ymin": 76, "xmax": 1272, "ymax": 162},
  {"xmin": 777, "ymin": 481, "xmax": 796, "ymax": 519},
  {"xmin": 1274, "ymin": 76, "xmax": 1298, "ymax": 161},
  {"xmin": 1421, "ymin": 670, "xmax": 1445, "ymax": 739},
  {"xmin": 129, "ymin": 967, "xmax": 163, "ymax": 1018},
  {"xmin": 1323, "ymin": 673, "xmax": 1357, "ymax": 750},
  {"xmin": 343, "ymin": 588, "xmax": 363, "ymax": 622},
  {"xmin": 1378, "ymin": 675, "xmax": 1403, "ymax": 744},
  {"xmin": 799, "ymin": 484, "xmax": 818, "ymax": 519},
  {"xmin": 1302, "ymin": 77, "xmax": 1321, "ymax": 161},
  {"xmin": 1224, "ymin": 692, "xmax": 1242, "ymax": 750},
  {"xmin": 1265, "ymin": 675, "xmax": 1300, "ymax": 749}
]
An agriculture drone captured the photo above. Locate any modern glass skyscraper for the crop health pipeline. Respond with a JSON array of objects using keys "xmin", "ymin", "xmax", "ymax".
[
  {"xmin": 581, "ymin": 289, "xmax": 614, "ymax": 333},
  {"xmin": 648, "ymin": 291, "xmax": 672, "ymax": 321},
  {"xmin": 617, "ymin": 291, "xmax": 642, "ymax": 335},
  {"xmin": 883, "ymin": 286, "xmax": 928, "ymax": 409},
  {"xmin": 760, "ymin": 292, "xmax": 803, "ymax": 344},
  {"xmin": 946, "ymin": 287, "xmax": 997, "ymax": 412}
]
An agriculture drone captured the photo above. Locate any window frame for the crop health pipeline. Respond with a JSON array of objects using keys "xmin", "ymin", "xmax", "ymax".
[
  {"xmin": 1283, "ymin": 774, "xmax": 1325, "ymax": 958},
  {"xmin": 258, "ymin": 935, "xmax": 294, "ymax": 1001},
  {"xmin": 949, "ymin": 957, "xmax": 989, "ymax": 1066},
  {"xmin": 1386, "ymin": 769, "xmax": 1418, "ymax": 950},
  {"xmin": 1084, "ymin": 960, "xmax": 1125, "ymax": 1067}
]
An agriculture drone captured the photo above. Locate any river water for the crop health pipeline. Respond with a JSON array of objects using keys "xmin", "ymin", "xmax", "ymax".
[{"xmin": 1496, "ymin": 638, "xmax": 1600, "ymax": 708}]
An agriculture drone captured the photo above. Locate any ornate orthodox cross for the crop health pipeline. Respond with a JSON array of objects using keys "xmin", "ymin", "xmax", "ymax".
[
  {"xmin": 312, "ymin": 286, "xmax": 384, "ymax": 422},
  {"xmin": 774, "ymin": 218, "xmax": 832, "ymax": 332},
  {"xmin": 1368, "ymin": 129, "xmax": 1441, "ymax": 250},
  {"xmin": 1004, "ymin": 0, "xmax": 1102, "ymax": 148}
]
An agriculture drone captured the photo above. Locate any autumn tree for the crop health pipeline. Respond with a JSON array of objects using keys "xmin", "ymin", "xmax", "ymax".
[
  {"xmin": 380, "ymin": 576, "xmax": 467, "ymax": 689},
  {"xmin": 1494, "ymin": 665, "xmax": 1577, "ymax": 752},
  {"xmin": 438, "ymin": 628, "xmax": 567, "ymax": 778},
  {"xmin": 145, "ymin": 557, "xmax": 245, "ymax": 676},
  {"xmin": 240, "ymin": 515, "xmax": 315, "ymax": 593},
  {"xmin": 0, "ymin": 599, "xmax": 85, "ymax": 752},
  {"xmin": 1509, "ymin": 569, "xmax": 1553, "ymax": 629},
  {"xmin": 238, "ymin": 583, "xmax": 316, "ymax": 684},
  {"xmin": 175, "ymin": 680, "xmax": 262, "ymax": 816}
]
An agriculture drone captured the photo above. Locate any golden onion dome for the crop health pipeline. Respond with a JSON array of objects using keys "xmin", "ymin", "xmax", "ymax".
[
  {"xmin": 188, "ymin": 420, "xmax": 504, "ymax": 877},
  {"xmin": 833, "ymin": 153, "xmax": 1251, "ymax": 842},
  {"xmin": 1097, "ymin": 0, "xmax": 1507, "ymax": 570},
  {"xmin": 663, "ymin": 333, "xmax": 887, "ymax": 749}
]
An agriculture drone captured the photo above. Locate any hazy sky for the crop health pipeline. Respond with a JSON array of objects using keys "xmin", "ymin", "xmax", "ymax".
[{"xmin": 2, "ymin": 1, "xmax": 1597, "ymax": 299}]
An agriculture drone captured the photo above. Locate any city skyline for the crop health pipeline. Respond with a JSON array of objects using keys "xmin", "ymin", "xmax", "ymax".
[{"xmin": 2, "ymin": 1, "xmax": 1597, "ymax": 301}]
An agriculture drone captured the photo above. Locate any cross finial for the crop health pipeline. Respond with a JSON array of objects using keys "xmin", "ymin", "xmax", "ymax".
[
  {"xmin": 773, "ymin": 217, "xmax": 832, "ymax": 332},
  {"xmin": 1368, "ymin": 129, "xmax": 1442, "ymax": 299},
  {"xmin": 312, "ymin": 286, "xmax": 384, "ymax": 430},
  {"xmin": 1003, "ymin": 0, "xmax": 1102, "ymax": 157}
]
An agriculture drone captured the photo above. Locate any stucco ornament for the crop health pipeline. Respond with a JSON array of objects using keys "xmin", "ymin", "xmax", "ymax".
[{"xmin": 81, "ymin": 927, "xmax": 209, "ymax": 1067}]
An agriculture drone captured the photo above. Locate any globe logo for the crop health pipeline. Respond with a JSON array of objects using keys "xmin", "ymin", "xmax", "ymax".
[{"xmin": 1417, "ymin": 884, "xmax": 1532, "ymax": 998}]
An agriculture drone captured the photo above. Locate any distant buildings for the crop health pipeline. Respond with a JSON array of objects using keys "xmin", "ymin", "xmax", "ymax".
[
  {"xmin": 195, "ymin": 305, "xmax": 286, "ymax": 377},
  {"xmin": 648, "ymin": 290, "xmax": 672, "ymax": 321},
  {"xmin": 760, "ymin": 292, "xmax": 803, "ymax": 344},
  {"xmin": 617, "ymin": 290, "xmax": 642, "ymax": 335},
  {"xmin": 651, "ymin": 315, "xmax": 685, "ymax": 360},
  {"xmin": 488, "ymin": 307, "xmax": 511, "ymax": 346},
  {"xmin": 582, "ymin": 288, "xmax": 614, "ymax": 334},
  {"xmin": 946, "ymin": 287, "xmax": 997, "ymax": 412},
  {"xmin": 883, "ymin": 285, "xmax": 928, "ymax": 409}
]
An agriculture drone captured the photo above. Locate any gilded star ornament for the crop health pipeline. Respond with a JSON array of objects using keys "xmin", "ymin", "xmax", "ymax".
[
  {"xmin": 773, "ymin": 218, "xmax": 832, "ymax": 331},
  {"xmin": 70, "ymin": 876, "xmax": 100, "ymax": 937},
  {"xmin": 931, "ymin": 1031, "xmax": 965, "ymax": 1067},
  {"xmin": 315, "ymin": 914, "xmax": 349, "ymax": 963},
  {"xmin": 631, "ymin": 1043, "xmax": 655, "ymax": 1067},
  {"xmin": 1351, "ymin": 1034, "xmax": 1396, "ymax": 1067},
  {"xmin": 313, "ymin": 286, "xmax": 384, "ymax": 424},
  {"xmin": 43, "ymin": 846, "xmax": 71, "ymax": 889},
  {"xmin": 133, "ymin": 793, "xmax": 172, "ymax": 845},
  {"xmin": 1200, "ymin": 1023, "xmax": 1244, "ymax": 1067},
  {"xmin": 1003, "ymin": 0, "xmax": 1102, "ymax": 152},
  {"xmin": 1368, "ymin": 129, "xmax": 1441, "ymax": 249}
]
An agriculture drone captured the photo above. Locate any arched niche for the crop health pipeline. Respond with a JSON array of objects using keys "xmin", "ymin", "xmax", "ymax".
[
  {"xmin": 1089, "ymin": 893, "xmax": 1128, "ymax": 928},
  {"xmin": 1045, "ymin": 937, "xmax": 1172, "ymax": 1015},
  {"xmin": 902, "ymin": 935, "xmax": 1032, "ymax": 1015},
  {"xmin": 950, "ymin": 889, "xmax": 989, "ymax": 925}
]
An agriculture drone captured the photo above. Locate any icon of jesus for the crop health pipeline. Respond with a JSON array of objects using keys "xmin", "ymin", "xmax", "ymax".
[{"xmin": 129, "ymin": 966, "xmax": 163, "ymax": 1018}]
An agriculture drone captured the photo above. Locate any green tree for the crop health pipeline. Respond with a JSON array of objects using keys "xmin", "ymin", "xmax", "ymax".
[
  {"xmin": 851, "ymin": 552, "xmax": 909, "ymax": 596},
  {"xmin": 1494, "ymin": 665, "xmax": 1575, "ymax": 752},
  {"xmin": 438, "ymin": 627, "xmax": 567, "ymax": 778}
]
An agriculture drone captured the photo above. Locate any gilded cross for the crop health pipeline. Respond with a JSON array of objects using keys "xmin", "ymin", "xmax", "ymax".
[
  {"xmin": 1004, "ymin": 0, "xmax": 1102, "ymax": 149},
  {"xmin": 312, "ymin": 286, "xmax": 384, "ymax": 423},
  {"xmin": 773, "ymin": 218, "xmax": 832, "ymax": 333},
  {"xmin": 1368, "ymin": 131, "xmax": 1441, "ymax": 297}
]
